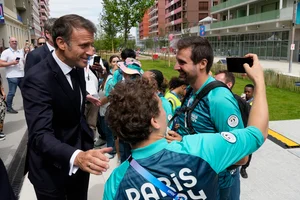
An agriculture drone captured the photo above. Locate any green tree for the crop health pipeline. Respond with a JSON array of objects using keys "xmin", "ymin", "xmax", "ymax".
[
  {"xmin": 100, "ymin": 0, "xmax": 121, "ymax": 52},
  {"xmin": 103, "ymin": 0, "xmax": 155, "ymax": 47}
]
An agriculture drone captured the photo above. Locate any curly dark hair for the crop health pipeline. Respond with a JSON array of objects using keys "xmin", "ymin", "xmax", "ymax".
[{"xmin": 106, "ymin": 78, "xmax": 159, "ymax": 145}]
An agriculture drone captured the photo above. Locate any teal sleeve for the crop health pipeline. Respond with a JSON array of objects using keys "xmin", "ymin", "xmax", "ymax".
[
  {"xmin": 103, "ymin": 161, "xmax": 130, "ymax": 199},
  {"xmin": 104, "ymin": 78, "xmax": 113, "ymax": 97},
  {"xmin": 178, "ymin": 126, "xmax": 264, "ymax": 174},
  {"xmin": 208, "ymin": 87, "xmax": 244, "ymax": 131},
  {"xmin": 161, "ymin": 97, "xmax": 173, "ymax": 122}
]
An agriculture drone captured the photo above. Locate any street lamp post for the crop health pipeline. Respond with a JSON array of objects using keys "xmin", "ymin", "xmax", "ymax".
[{"xmin": 288, "ymin": 0, "xmax": 297, "ymax": 73}]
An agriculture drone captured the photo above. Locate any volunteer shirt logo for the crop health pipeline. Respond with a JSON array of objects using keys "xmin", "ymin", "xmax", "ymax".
[
  {"xmin": 221, "ymin": 132, "xmax": 236, "ymax": 144},
  {"xmin": 227, "ymin": 115, "xmax": 239, "ymax": 127}
]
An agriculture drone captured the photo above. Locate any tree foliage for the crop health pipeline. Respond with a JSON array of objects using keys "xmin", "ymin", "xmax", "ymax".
[{"xmin": 101, "ymin": 0, "xmax": 155, "ymax": 48}]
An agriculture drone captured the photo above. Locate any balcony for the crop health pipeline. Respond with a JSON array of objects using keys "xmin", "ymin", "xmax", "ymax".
[
  {"xmin": 211, "ymin": 10, "xmax": 281, "ymax": 29},
  {"xmin": 167, "ymin": 18, "xmax": 183, "ymax": 27},
  {"xmin": 149, "ymin": 7, "xmax": 158, "ymax": 15},
  {"xmin": 39, "ymin": 1, "xmax": 46, "ymax": 7},
  {"xmin": 211, "ymin": 0, "xmax": 259, "ymax": 14},
  {"xmin": 165, "ymin": 0, "xmax": 181, "ymax": 9},
  {"xmin": 16, "ymin": 0, "xmax": 26, "ymax": 11},
  {"xmin": 165, "ymin": 6, "xmax": 182, "ymax": 18},
  {"xmin": 40, "ymin": 15, "xmax": 47, "ymax": 21},
  {"xmin": 149, "ymin": 15, "xmax": 158, "ymax": 22}
]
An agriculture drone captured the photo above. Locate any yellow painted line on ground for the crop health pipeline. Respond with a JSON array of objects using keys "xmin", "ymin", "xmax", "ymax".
[{"xmin": 268, "ymin": 129, "xmax": 300, "ymax": 148}]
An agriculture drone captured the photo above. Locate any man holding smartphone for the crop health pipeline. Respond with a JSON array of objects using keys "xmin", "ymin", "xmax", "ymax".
[
  {"xmin": 167, "ymin": 36, "xmax": 246, "ymax": 200},
  {"xmin": 0, "ymin": 37, "xmax": 24, "ymax": 114}
]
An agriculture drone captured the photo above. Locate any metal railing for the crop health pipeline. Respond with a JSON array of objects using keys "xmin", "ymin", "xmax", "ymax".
[{"xmin": 211, "ymin": 9, "xmax": 280, "ymax": 29}]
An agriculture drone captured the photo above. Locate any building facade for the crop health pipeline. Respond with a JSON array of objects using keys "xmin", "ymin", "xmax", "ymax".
[
  {"xmin": 205, "ymin": 0, "xmax": 300, "ymax": 61},
  {"xmin": 0, "ymin": 0, "xmax": 32, "ymax": 51},
  {"xmin": 149, "ymin": 0, "xmax": 165, "ymax": 37},
  {"xmin": 165, "ymin": 0, "xmax": 218, "ymax": 35},
  {"xmin": 30, "ymin": 0, "xmax": 42, "ymax": 44},
  {"xmin": 139, "ymin": 9, "xmax": 150, "ymax": 40},
  {"xmin": 38, "ymin": 0, "xmax": 50, "ymax": 35}
]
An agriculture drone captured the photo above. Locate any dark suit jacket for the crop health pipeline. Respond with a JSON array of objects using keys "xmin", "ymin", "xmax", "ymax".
[
  {"xmin": 0, "ymin": 159, "xmax": 16, "ymax": 200},
  {"xmin": 24, "ymin": 44, "xmax": 51, "ymax": 74},
  {"xmin": 22, "ymin": 53, "xmax": 94, "ymax": 189}
]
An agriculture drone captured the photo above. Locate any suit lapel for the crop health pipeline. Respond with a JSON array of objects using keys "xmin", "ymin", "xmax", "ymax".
[{"xmin": 47, "ymin": 55, "xmax": 81, "ymax": 114}]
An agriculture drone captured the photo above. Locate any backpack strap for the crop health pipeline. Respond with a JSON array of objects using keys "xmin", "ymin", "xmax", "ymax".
[{"xmin": 186, "ymin": 81, "xmax": 229, "ymax": 134}]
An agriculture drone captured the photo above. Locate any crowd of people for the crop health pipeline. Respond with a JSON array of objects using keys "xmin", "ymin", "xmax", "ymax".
[{"xmin": 0, "ymin": 13, "xmax": 268, "ymax": 200}]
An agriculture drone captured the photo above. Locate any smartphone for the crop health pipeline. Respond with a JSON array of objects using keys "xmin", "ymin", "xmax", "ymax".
[
  {"xmin": 16, "ymin": 57, "xmax": 20, "ymax": 61},
  {"xmin": 226, "ymin": 57, "xmax": 253, "ymax": 73},
  {"xmin": 93, "ymin": 56, "xmax": 101, "ymax": 65}
]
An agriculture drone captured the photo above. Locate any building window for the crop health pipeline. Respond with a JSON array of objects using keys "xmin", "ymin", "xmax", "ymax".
[
  {"xmin": 213, "ymin": 1, "xmax": 218, "ymax": 6},
  {"xmin": 199, "ymin": 2, "xmax": 208, "ymax": 11},
  {"xmin": 199, "ymin": 13, "xmax": 208, "ymax": 21}
]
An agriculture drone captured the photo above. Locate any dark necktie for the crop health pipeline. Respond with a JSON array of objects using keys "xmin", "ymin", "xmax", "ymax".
[{"xmin": 69, "ymin": 68, "xmax": 81, "ymax": 109}]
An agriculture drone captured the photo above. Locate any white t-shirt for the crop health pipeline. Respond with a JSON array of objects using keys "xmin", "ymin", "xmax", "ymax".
[
  {"xmin": 99, "ymin": 75, "xmax": 112, "ymax": 116},
  {"xmin": 84, "ymin": 65, "xmax": 99, "ymax": 96},
  {"xmin": 0, "ymin": 48, "xmax": 24, "ymax": 78}
]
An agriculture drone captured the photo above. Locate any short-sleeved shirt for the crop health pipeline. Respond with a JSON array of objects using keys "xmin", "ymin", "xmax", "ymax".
[
  {"xmin": 103, "ymin": 126, "xmax": 264, "ymax": 200},
  {"xmin": 0, "ymin": 48, "xmax": 24, "ymax": 78},
  {"xmin": 176, "ymin": 76, "xmax": 244, "ymax": 189}
]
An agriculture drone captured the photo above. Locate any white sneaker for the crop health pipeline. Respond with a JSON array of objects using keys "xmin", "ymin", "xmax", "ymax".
[{"xmin": 0, "ymin": 133, "xmax": 6, "ymax": 141}]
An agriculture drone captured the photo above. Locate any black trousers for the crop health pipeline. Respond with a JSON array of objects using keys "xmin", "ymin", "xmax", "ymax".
[
  {"xmin": 34, "ymin": 169, "xmax": 90, "ymax": 200},
  {"xmin": 0, "ymin": 158, "xmax": 16, "ymax": 200}
]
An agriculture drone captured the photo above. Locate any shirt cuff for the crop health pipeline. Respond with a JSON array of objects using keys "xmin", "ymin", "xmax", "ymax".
[{"xmin": 69, "ymin": 150, "xmax": 82, "ymax": 176}]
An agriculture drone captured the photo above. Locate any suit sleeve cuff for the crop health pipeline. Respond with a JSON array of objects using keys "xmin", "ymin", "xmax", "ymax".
[{"xmin": 69, "ymin": 150, "xmax": 82, "ymax": 176}]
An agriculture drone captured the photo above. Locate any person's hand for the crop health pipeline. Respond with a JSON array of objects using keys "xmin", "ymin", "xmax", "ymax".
[
  {"xmin": 243, "ymin": 54, "xmax": 264, "ymax": 85},
  {"xmin": 74, "ymin": 147, "xmax": 113, "ymax": 175},
  {"xmin": 91, "ymin": 63, "xmax": 103, "ymax": 73},
  {"xmin": 2, "ymin": 93, "xmax": 6, "ymax": 100},
  {"xmin": 86, "ymin": 94, "xmax": 102, "ymax": 106},
  {"xmin": 165, "ymin": 130, "xmax": 182, "ymax": 143},
  {"xmin": 11, "ymin": 60, "xmax": 19, "ymax": 65}
]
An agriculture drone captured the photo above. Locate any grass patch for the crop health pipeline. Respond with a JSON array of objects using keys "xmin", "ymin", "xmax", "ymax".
[{"xmin": 140, "ymin": 59, "xmax": 300, "ymax": 121}]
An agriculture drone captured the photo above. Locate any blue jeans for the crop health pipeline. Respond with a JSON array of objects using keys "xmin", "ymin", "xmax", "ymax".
[
  {"xmin": 6, "ymin": 77, "xmax": 23, "ymax": 109},
  {"xmin": 218, "ymin": 168, "xmax": 240, "ymax": 200},
  {"xmin": 230, "ymin": 168, "xmax": 241, "ymax": 200},
  {"xmin": 99, "ymin": 116, "xmax": 115, "ymax": 153}
]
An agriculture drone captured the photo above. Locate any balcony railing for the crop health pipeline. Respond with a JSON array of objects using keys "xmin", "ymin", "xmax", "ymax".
[
  {"xmin": 167, "ymin": 18, "xmax": 183, "ymax": 27},
  {"xmin": 165, "ymin": 6, "xmax": 182, "ymax": 18},
  {"xmin": 211, "ymin": 0, "xmax": 259, "ymax": 13},
  {"xmin": 211, "ymin": 9, "xmax": 280, "ymax": 29},
  {"xmin": 165, "ymin": 0, "xmax": 181, "ymax": 9},
  {"xmin": 16, "ymin": 0, "xmax": 26, "ymax": 11}
]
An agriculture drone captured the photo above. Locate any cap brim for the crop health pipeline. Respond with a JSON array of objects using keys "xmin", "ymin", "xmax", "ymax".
[{"xmin": 118, "ymin": 62, "xmax": 140, "ymax": 75}]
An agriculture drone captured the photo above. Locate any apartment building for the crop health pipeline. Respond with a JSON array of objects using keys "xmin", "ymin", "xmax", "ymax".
[
  {"xmin": 30, "ymin": 0, "xmax": 42, "ymax": 44},
  {"xmin": 0, "ymin": 0, "xmax": 31, "ymax": 51},
  {"xmin": 149, "ymin": 0, "xmax": 165, "ymax": 37},
  {"xmin": 165, "ymin": 0, "xmax": 217, "ymax": 35},
  {"xmin": 38, "ymin": 0, "xmax": 50, "ymax": 34},
  {"xmin": 139, "ymin": 10, "xmax": 150, "ymax": 40},
  {"xmin": 206, "ymin": 0, "xmax": 300, "ymax": 61}
]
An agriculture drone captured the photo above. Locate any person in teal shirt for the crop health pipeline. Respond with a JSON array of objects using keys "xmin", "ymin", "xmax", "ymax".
[
  {"xmin": 103, "ymin": 54, "xmax": 268, "ymax": 199},
  {"xmin": 168, "ymin": 36, "xmax": 245, "ymax": 200},
  {"xmin": 143, "ymin": 70, "xmax": 173, "ymax": 122}
]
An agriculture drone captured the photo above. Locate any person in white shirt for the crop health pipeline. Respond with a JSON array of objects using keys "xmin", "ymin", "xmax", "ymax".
[{"xmin": 0, "ymin": 37, "xmax": 24, "ymax": 113}]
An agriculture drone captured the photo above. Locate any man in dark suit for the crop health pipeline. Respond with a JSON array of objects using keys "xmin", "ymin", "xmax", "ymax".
[
  {"xmin": 22, "ymin": 14, "xmax": 112, "ymax": 200},
  {"xmin": 24, "ymin": 18, "xmax": 56, "ymax": 74}
]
